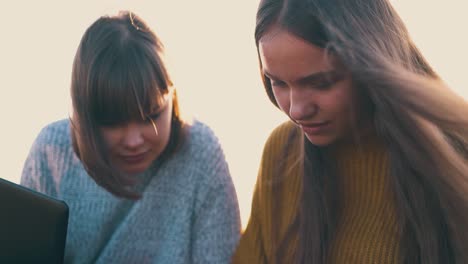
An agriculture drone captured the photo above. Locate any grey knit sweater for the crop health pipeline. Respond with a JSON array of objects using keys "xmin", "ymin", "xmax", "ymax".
[{"xmin": 21, "ymin": 119, "xmax": 241, "ymax": 264}]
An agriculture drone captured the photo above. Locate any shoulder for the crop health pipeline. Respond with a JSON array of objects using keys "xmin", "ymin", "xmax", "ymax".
[
  {"xmin": 183, "ymin": 119, "xmax": 226, "ymax": 163},
  {"xmin": 158, "ymin": 119, "xmax": 236, "ymax": 210},
  {"xmin": 164, "ymin": 119, "xmax": 230, "ymax": 184},
  {"xmin": 262, "ymin": 120, "xmax": 302, "ymax": 160},
  {"xmin": 31, "ymin": 119, "xmax": 72, "ymax": 159},
  {"xmin": 186, "ymin": 119, "xmax": 221, "ymax": 148},
  {"xmin": 257, "ymin": 120, "xmax": 302, "ymax": 192},
  {"xmin": 34, "ymin": 119, "xmax": 71, "ymax": 148},
  {"xmin": 21, "ymin": 119, "xmax": 76, "ymax": 196}
]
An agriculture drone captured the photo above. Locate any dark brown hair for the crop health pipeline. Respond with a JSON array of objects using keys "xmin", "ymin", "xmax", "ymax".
[
  {"xmin": 255, "ymin": 0, "xmax": 468, "ymax": 263},
  {"xmin": 70, "ymin": 11, "xmax": 184, "ymax": 199}
]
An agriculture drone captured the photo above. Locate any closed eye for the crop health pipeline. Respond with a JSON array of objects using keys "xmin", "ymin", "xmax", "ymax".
[
  {"xmin": 265, "ymin": 70, "xmax": 344, "ymax": 90},
  {"xmin": 308, "ymin": 77, "xmax": 335, "ymax": 90},
  {"xmin": 270, "ymin": 79, "xmax": 287, "ymax": 88},
  {"xmin": 144, "ymin": 102, "xmax": 169, "ymax": 123},
  {"xmin": 144, "ymin": 112, "xmax": 162, "ymax": 123},
  {"xmin": 302, "ymin": 71, "xmax": 345, "ymax": 90}
]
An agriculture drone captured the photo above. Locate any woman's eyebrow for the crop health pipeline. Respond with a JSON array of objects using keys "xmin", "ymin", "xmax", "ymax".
[{"xmin": 263, "ymin": 69, "xmax": 339, "ymax": 83}]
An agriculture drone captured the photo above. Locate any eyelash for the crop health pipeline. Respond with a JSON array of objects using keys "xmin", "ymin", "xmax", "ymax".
[
  {"xmin": 270, "ymin": 80, "xmax": 286, "ymax": 88},
  {"xmin": 314, "ymin": 80, "xmax": 335, "ymax": 90},
  {"xmin": 145, "ymin": 113, "xmax": 161, "ymax": 123},
  {"xmin": 270, "ymin": 75, "xmax": 340, "ymax": 90}
]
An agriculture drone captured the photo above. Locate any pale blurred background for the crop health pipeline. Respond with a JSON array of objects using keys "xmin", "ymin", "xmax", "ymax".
[{"xmin": 0, "ymin": 0, "xmax": 466, "ymax": 228}]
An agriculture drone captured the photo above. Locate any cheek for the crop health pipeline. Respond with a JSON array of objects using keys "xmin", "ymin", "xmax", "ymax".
[
  {"xmin": 100, "ymin": 128, "xmax": 120, "ymax": 149},
  {"xmin": 326, "ymin": 93, "xmax": 349, "ymax": 114},
  {"xmin": 325, "ymin": 83, "xmax": 357, "ymax": 126},
  {"xmin": 143, "ymin": 126, "xmax": 161, "ymax": 144},
  {"xmin": 272, "ymin": 88, "xmax": 290, "ymax": 113}
]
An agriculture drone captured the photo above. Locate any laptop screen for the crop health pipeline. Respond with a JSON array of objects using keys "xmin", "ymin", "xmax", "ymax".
[{"xmin": 0, "ymin": 177, "xmax": 69, "ymax": 264}]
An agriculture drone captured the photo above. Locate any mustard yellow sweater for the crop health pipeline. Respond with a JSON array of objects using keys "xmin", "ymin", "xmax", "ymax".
[{"xmin": 232, "ymin": 121, "xmax": 401, "ymax": 263}]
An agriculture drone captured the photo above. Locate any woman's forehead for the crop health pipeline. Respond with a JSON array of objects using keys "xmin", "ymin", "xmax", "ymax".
[{"xmin": 259, "ymin": 29, "xmax": 336, "ymax": 81}]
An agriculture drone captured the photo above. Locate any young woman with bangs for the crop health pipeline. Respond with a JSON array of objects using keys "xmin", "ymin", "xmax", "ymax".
[
  {"xmin": 21, "ymin": 11, "xmax": 240, "ymax": 263},
  {"xmin": 232, "ymin": 0, "xmax": 468, "ymax": 263}
]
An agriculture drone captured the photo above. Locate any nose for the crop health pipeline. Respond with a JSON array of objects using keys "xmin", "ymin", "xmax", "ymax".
[
  {"xmin": 288, "ymin": 89, "xmax": 318, "ymax": 121},
  {"xmin": 122, "ymin": 123, "xmax": 144, "ymax": 149}
]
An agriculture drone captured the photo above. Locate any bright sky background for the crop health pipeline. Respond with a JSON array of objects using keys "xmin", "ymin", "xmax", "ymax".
[{"xmin": 0, "ymin": 0, "xmax": 467, "ymax": 227}]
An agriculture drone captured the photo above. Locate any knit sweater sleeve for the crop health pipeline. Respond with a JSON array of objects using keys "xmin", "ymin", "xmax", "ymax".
[
  {"xmin": 231, "ymin": 176, "xmax": 267, "ymax": 264},
  {"xmin": 20, "ymin": 121, "xmax": 66, "ymax": 197},
  {"xmin": 232, "ymin": 121, "xmax": 299, "ymax": 264},
  {"xmin": 191, "ymin": 124, "xmax": 242, "ymax": 264}
]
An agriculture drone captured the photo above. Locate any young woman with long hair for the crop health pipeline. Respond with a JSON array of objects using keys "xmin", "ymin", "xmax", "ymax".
[{"xmin": 232, "ymin": 0, "xmax": 468, "ymax": 263}]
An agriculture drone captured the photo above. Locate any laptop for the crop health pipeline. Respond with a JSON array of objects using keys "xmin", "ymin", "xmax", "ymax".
[{"xmin": 0, "ymin": 177, "xmax": 69, "ymax": 264}]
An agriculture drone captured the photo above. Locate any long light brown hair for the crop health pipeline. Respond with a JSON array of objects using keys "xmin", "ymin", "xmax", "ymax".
[
  {"xmin": 70, "ymin": 11, "xmax": 185, "ymax": 199},
  {"xmin": 255, "ymin": 0, "xmax": 468, "ymax": 263}
]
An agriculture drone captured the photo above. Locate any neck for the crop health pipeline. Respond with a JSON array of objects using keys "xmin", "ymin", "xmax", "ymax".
[{"xmin": 323, "ymin": 120, "xmax": 377, "ymax": 156}]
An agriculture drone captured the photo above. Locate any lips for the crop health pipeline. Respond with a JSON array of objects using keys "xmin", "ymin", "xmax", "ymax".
[
  {"xmin": 119, "ymin": 151, "xmax": 148, "ymax": 163},
  {"xmin": 299, "ymin": 121, "xmax": 331, "ymax": 134}
]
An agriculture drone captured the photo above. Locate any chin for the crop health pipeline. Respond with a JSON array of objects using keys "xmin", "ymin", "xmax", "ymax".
[
  {"xmin": 121, "ymin": 164, "xmax": 150, "ymax": 175},
  {"xmin": 304, "ymin": 134, "xmax": 336, "ymax": 147}
]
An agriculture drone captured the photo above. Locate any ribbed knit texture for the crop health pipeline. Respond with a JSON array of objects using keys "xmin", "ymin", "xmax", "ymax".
[
  {"xmin": 21, "ymin": 119, "xmax": 241, "ymax": 264},
  {"xmin": 232, "ymin": 121, "xmax": 400, "ymax": 264},
  {"xmin": 327, "ymin": 135, "xmax": 400, "ymax": 264}
]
